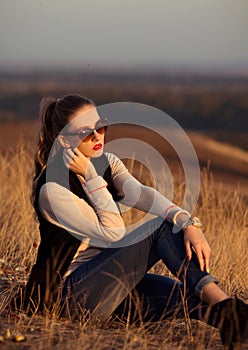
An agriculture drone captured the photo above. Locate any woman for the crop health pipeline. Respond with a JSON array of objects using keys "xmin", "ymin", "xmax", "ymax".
[{"xmin": 12, "ymin": 94, "xmax": 247, "ymax": 348}]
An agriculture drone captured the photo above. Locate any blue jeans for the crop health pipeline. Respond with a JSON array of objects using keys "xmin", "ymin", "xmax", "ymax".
[{"xmin": 61, "ymin": 218, "xmax": 217, "ymax": 322}]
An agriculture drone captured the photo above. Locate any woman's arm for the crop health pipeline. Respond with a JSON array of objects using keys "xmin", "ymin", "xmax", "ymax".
[
  {"xmin": 106, "ymin": 152, "xmax": 188, "ymax": 223},
  {"xmin": 107, "ymin": 153, "xmax": 211, "ymax": 271},
  {"xmin": 39, "ymin": 176, "xmax": 126, "ymax": 246}
]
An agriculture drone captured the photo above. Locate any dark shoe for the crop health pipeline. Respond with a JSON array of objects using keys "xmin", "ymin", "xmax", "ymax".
[{"xmin": 206, "ymin": 297, "xmax": 248, "ymax": 348}]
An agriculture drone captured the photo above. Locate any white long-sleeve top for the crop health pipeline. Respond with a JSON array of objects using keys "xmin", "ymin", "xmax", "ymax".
[{"xmin": 39, "ymin": 152, "xmax": 187, "ymax": 275}]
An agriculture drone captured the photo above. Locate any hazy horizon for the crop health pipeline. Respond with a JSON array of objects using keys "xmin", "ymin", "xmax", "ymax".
[{"xmin": 1, "ymin": 63, "xmax": 248, "ymax": 75}]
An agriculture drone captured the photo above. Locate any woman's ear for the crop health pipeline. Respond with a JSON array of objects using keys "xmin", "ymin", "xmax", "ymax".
[{"xmin": 58, "ymin": 135, "xmax": 70, "ymax": 148}]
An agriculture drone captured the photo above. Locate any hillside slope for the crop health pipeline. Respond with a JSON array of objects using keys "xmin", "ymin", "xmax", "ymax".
[
  {"xmin": 0, "ymin": 121, "xmax": 247, "ymax": 195},
  {"xmin": 188, "ymin": 132, "xmax": 248, "ymax": 195}
]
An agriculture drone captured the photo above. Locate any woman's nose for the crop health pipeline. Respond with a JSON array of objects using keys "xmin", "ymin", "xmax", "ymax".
[{"xmin": 92, "ymin": 130, "xmax": 100, "ymax": 141}]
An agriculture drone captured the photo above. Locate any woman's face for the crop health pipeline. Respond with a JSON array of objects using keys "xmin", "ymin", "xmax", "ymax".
[{"xmin": 66, "ymin": 105, "xmax": 106, "ymax": 158}]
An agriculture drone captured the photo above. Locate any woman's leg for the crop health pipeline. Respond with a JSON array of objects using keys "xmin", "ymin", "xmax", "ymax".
[
  {"xmin": 61, "ymin": 217, "xmax": 217, "ymax": 321},
  {"xmin": 61, "ymin": 218, "xmax": 162, "ymax": 320},
  {"xmin": 113, "ymin": 273, "xmax": 204, "ymax": 323}
]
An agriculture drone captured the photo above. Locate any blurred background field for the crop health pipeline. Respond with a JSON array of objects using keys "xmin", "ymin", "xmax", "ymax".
[
  {"xmin": 1, "ymin": 69, "xmax": 248, "ymax": 196},
  {"xmin": 1, "ymin": 69, "xmax": 248, "ymax": 138}
]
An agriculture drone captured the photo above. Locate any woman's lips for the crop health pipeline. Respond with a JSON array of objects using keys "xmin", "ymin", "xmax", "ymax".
[{"xmin": 93, "ymin": 143, "xmax": 103, "ymax": 151}]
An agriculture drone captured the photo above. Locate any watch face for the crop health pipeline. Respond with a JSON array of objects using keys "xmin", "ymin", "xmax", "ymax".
[{"xmin": 193, "ymin": 217, "xmax": 202, "ymax": 228}]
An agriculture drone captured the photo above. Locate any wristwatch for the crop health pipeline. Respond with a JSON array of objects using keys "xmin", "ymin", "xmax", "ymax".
[{"xmin": 182, "ymin": 216, "xmax": 202, "ymax": 231}]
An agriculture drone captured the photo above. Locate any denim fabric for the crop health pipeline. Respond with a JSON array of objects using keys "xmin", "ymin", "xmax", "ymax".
[{"xmin": 61, "ymin": 217, "xmax": 218, "ymax": 321}]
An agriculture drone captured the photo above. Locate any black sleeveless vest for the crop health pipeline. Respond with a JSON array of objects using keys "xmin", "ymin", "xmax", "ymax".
[{"xmin": 13, "ymin": 153, "xmax": 121, "ymax": 313}]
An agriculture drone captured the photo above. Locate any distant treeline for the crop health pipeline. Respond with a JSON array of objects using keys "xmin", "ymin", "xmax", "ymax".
[{"xmin": 0, "ymin": 70, "xmax": 248, "ymax": 132}]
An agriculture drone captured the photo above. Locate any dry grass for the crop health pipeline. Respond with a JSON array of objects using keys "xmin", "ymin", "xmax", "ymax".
[{"xmin": 0, "ymin": 140, "xmax": 248, "ymax": 349}]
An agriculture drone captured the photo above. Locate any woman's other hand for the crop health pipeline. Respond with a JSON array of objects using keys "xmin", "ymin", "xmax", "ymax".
[
  {"xmin": 184, "ymin": 226, "xmax": 211, "ymax": 273},
  {"xmin": 63, "ymin": 147, "xmax": 97, "ymax": 180}
]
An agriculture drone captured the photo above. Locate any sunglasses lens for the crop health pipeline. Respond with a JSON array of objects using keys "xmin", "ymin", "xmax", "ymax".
[
  {"xmin": 96, "ymin": 126, "xmax": 106, "ymax": 134},
  {"xmin": 78, "ymin": 118, "xmax": 108, "ymax": 140},
  {"xmin": 78, "ymin": 129, "xmax": 90, "ymax": 140}
]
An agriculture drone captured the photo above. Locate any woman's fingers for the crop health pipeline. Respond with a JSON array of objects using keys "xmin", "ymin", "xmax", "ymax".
[
  {"xmin": 185, "ymin": 240, "xmax": 192, "ymax": 261},
  {"xmin": 63, "ymin": 148, "xmax": 72, "ymax": 167},
  {"xmin": 195, "ymin": 246, "xmax": 205, "ymax": 271},
  {"xmin": 195, "ymin": 244, "xmax": 211, "ymax": 272},
  {"xmin": 62, "ymin": 147, "xmax": 90, "ymax": 177},
  {"xmin": 62, "ymin": 148, "xmax": 75, "ymax": 167},
  {"xmin": 185, "ymin": 239, "xmax": 205, "ymax": 271},
  {"xmin": 184, "ymin": 227, "xmax": 211, "ymax": 273},
  {"xmin": 72, "ymin": 147, "xmax": 81, "ymax": 156},
  {"xmin": 203, "ymin": 246, "xmax": 211, "ymax": 273},
  {"xmin": 205, "ymin": 255, "xmax": 210, "ymax": 273}
]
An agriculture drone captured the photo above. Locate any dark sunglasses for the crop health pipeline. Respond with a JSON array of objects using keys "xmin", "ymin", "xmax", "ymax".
[{"xmin": 64, "ymin": 118, "xmax": 109, "ymax": 141}]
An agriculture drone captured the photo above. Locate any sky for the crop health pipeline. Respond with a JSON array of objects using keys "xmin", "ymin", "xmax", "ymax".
[{"xmin": 1, "ymin": 0, "xmax": 248, "ymax": 71}]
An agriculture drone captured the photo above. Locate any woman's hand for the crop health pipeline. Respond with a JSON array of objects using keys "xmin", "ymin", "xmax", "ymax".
[
  {"xmin": 184, "ymin": 226, "xmax": 211, "ymax": 273},
  {"xmin": 63, "ymin": 147, "xmax": 97, "ymax": 180}
]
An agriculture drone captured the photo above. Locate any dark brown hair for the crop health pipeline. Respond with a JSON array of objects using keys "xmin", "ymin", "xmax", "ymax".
[{"xmin": 32, "ymin": 94, "xmax": 94, "ymax": 203}]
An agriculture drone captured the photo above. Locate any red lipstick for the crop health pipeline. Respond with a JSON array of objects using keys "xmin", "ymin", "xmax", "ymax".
[{"xmin": 93, "ymin": 143, "xmax": 102, "ymax": 151}]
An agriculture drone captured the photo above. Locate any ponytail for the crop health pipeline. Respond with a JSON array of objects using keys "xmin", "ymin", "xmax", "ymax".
[{"xmin": 31, "ymin": 97, "xmax": 57, "ymax": 204}]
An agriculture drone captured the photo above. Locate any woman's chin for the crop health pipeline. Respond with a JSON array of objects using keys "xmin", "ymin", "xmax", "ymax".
[{"xmin": 91, "ymin": 149, "xmax": 104, "ymax": 158}]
